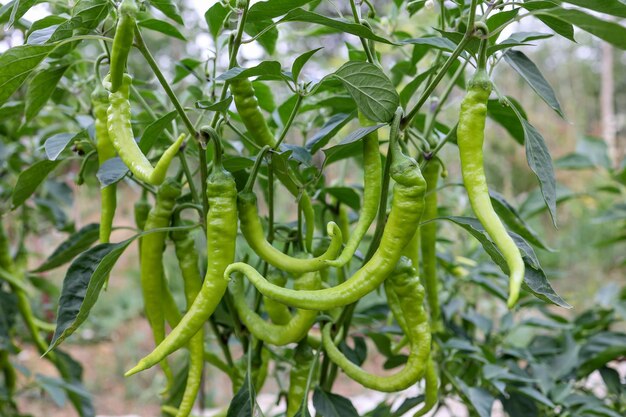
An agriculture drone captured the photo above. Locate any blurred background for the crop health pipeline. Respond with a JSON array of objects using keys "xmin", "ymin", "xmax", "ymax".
[{"xmin": 1, "ymin": 0, "xmax": 624, "ymax": 416}]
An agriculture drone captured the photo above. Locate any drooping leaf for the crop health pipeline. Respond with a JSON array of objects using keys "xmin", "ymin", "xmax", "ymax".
[
  {"xmin": 217, "ymin": 61, "xmax": 284, "ymax": 81},
  {"xmin": 46, "ymin": 239, "xmax": 134, "ymax": 354},
  {"xmin": 487, "ymin": 97, "xmax": 526, "ymax": 145},
  {"xmin": 138, "ymin": 18, "xmax": 186, "ymax": 40},
  {"xmin": 504, "ymin": 49, "xmax": 563, "ymax": 117},
  {"xmin": 149, "ymin": 0, "xmax": 183, "ymax": 24},
  {"xmin": 322, "ymin": 124, "xmax": 385, "ymax": 165},
  {"xmin": 292, "ymin": 47, "xmax": 323, "ymax": 81},
  {"xmin": 138, "ymin": 110, "xmax": 178, "ymax": 153},
  {"xmin": 12, "ymin": 159, "xmax": 61, "ymax": 209},
  {"xmin": 312, "ymin": 388, "xmax": 359, "ymax": 417},
  {"xmin": 205, "ymin": 2, "xmax": 229, "ymax": 41},
  {"xmin": 33, "ymin": 223, "xmax": 101, "ymax": 272},
  {"xmin": 25, "ymin": 64, "xmax": 69, "ymax": 122},
  {"xmin": 305, "ymin": 112, "xmax": 354, "ymax": 153},
  {"xmin": 0, "ymin": 44, "xmax": 53, "ymax": 106},
  {"xmin": 333, "ymin": 61, "xmax": 399, "ymax": 123},
  {"xmin": 45, "ymin": 131, "xmax": 85, "ymax": 161},
  {"xmin": 96, "ymin": 157, "xmax": 128, "ymax": 187}
]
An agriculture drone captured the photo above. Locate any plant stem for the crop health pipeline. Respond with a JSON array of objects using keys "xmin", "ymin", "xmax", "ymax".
[{"xmin": 274, "ymin": 94, "xmax": 303, "ymax": 149}]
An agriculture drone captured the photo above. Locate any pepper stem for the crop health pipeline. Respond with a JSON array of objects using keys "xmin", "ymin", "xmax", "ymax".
[{"xmin": 243, "ymin": 145, "xmax": 271, "ymax": 192}]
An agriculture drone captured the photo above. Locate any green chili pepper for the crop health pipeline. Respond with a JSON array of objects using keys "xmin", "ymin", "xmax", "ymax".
[
  {"xmin": 109, "ymin": 0, "xmax": 138, "ymax": 93},
  {"xmin": 0, "ymin": 350, "xmax": 16, "ymax": 396},
  {"xmin": 457, "ymin": 51, "xmax": 524, "ymax": 308},
  {"xmin": 321, "ymin": 258, "xmax": 431, "ymax": 392},
  {"xmin": 264, "ymin": 272, "xmax": 291, "ymax": 325},
  {"xmin": 238, "ymin": 191, "xmax": 343, "ymax": 274},
  {"xmin": 92, "ymin": 88, "xmax": 117, "ymax": 244},
  {"xmin": 225, "ymin": 108, "xmax": 426, "ymax": 310},
  {"xmin": 171, "ymin": 222, "xmax": 204, "ymax": 417},
  {"xmin": 140, "ymin": 178, "xmax": 181, "ymax": 390},
  {"xmin": 230, "ymin": 269, "xmax": 320, "ymax": 346},
  {"xmin": 325, "ymin": 113, "xmax": 381, "ymax": 267},
  {"xmin": 105, "ymin": 74, "xmax": 185, "ymax": 185},
  {"xmin": 230, "ymin": 78, "xmax": 315, "ymax": 252},
  {"xmin": 413, "ymin": 358, "xmax": 438, "ymax": 417},
  {"xmin": 421, "ymin": 160, "xmax": 442, "ymax": 330},
  {"xmin": 125, "ymin": 145, "xmax": 237, "ymax": 377},
  {"xmin": 287, "ymin": 342, "xmax": 315, "ymax": 417}
]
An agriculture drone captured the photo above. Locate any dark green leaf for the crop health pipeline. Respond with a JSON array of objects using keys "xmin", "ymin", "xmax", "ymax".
[
  {"xmin": 245, "ymin": 20, "xmax": 278, "ymax": 55},
  {"xmin": 195, "ymin": 96, "xmax": 233, "ymax": 112},
  {"xmin": 46, "ymin": 239, "xmax": 134, "ymax": 354},
  {"xmin": 305, "ymin": 112, "xmax": 354, "ymax": 153},
  {"xmin": 139, "ymin": 110, "xmax": 178, "ymax": 153},
  {"xmin": 292, "ymin": 47, "xmax": 323, "ymax": 81},
  {"xmin": 0, "ymin": 44, "xmax": 53, "ymax": 106},
  {"xmin": 25, "ymin": 64, "xmax": 68, "ymax": 122},
  {"xmin": 45, "ymin": 131, "xmax": 84, "ymax": 161},
  {"xmin": 457, "ymin": 381, "xmax": 495, "ymax": 417},
  {"xmin": 334, "ymin": 61, "xmax": 399, "ymax": 123},
  {"xmin": 71, "ymin": 0, "xmax": 111, "ymax": 32},
  {"xmin": 487, "ymin": 97, "xmax": 527, "ymax": 145},
  {"xmin": 33, "ymin": 223, "xmax": 100, "ymax": 273},
  {"xmin": 522, "ymin": 1, "xmax": 576, "ymax": 42},
  {"xmin": 278, "ymin": 9, "xmax": 393, "ymax": 44},
  {"xmin": 96, "ymin": 157, "xmax": 128, "ymax": 187},
  {"xmin": 324, "ymin": 187, "xmax": 360, "ymax": 211},
  {"xmin": 248, "ymin": 0, "xmax": 317, "ymax": 21},
  {"xmin": 442, "ymin": 216, "xmax": 570, "ymax": 308},
  {"xmin": 312, "ymin": 388, "xmax": 359, "ymax": 417},
  {"xmin": 322, "ymin": 124, "xmax": 385, "ymax": 165},
  {"xmin": 226, "ymin": 372, "xmax": 260, "ymax": 417},
  {"xmin": 504, "ymin": 50, "xmax": 563, "ymax": 117},
  {"xmin": 561, "ymin": 0, "xmax": 626, "ymax": 18},
  {"xmin": 149, "ymin": 0, "xmax": 183, "ymax": 24},
  {"xmin": 554, "ymin": 152, "xmax": 595, "ymax": 169},
  {"xmin": 400, "ymin": 36, "xmax": 457, "ymax": 52},
  {"xmin": 217, "ymin": 61, "xmax": 284, "ymax": 81},
  {"xmin": 205, "ymin": 2, "xmax": 229, "ymax": 41},
  {"xmin": 489, "ymin": 31, "xmax": 553, "ymax": 54},
  {"xmin": 138, "ymin": 18, "xmax": 186, "ymax": 40},
  {"xmin": 12, "ymin": 159, "xmax": 61, "ymax": 209}
]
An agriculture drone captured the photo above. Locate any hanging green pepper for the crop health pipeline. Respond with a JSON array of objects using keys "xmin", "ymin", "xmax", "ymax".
[
  {"xmin": 457, "ymin": 38, "xmax": 524, "ymax": 308},
  {"xmin": 105, "ymin": 74, "xmax": 185, "ymax": 185},
  {"xmin": 91, "ymin": 87, "xmax": 117, "ymax": 244},
  {"xmin": 230, "ymin": 77, "xmax": 315, "ymax": 252},
  {"xmin": 170, "ymin": 222, "xmax": 204, "ymax": 417},
  {"xmin": 125, "ymin": 138, "xmax": 237, "ymax": 377},
  {"xmin": 140, "ymin": 178, "xmax": 181, "ymax": 391},
  {"xmin": 321, "ymin": 258, "xmax": 431, "ymax": 392},
  {"xmin": 421, "ymin": 160, "xmax": 442, "ymax": 330},
  {"xmin": 413, "ymin": 358, "xmax": 438, "ymax": 417},
  {"xmin": 238, "ymin": 191, "xmax": 343, "ymax": 274},
  {"xmin": 109, "ymin": 0, "xmax": 138, "ymax": 93},
  {"xmin": 230, "ymin": 270, "xmax": 320, "ymax": 346},
  {"xmin": 326, "ymin": 113, "xmax": 381, "ymax": 267},
  {"xmin": 225, "ymin": 108, "xmax": 426, "ymax": 310}
]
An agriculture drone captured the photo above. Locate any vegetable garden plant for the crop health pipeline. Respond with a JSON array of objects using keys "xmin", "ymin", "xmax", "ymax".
[{"xmin": 1, "ymin": 0, "xmax": 625, "ymax": 416}]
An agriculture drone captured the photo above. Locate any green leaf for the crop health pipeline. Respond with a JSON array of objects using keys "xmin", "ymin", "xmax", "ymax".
[
  {"xmin": 245, "ymin": 20, "xmax": 278, "ymax": 55},
  {"xmin": 400, "ymin": 36, "xmax": 457, "ymax": 52},
  {"xmin": 217, "ymin": 61, "xmax": 284, "ymax": 81},
  {"xmin": 457, "ymin": 381, "xmax": 495, "ymax": 417},
  {"xmin": 46, "ymin": 239, "xmax": 134, "ymax": 354},
  {"xmin": 537, "ymin": 6, "xmax": 626, "ymax": 49},
  {"xmin": 195, "ymin": 96, "xmax": 233, "ymax": 112},
  {"xmin": 520, "ymin": 117, "xmax": 558, "ymax": 226},
  {"xmin": 278, "ymin": 9, "xmax": 393, "ymax": 44},
  {"xmin": 247, "ymin": 0, "xmax": 318, "ymax": 21},
  {"xmin": 489, "ymin": 31, "xmax": 553, "ymax": 54},
  {"xmin": 138, "ymin": 110, "xmax": 178, "ymax": 153},
  {"xmin": 205, "ymin": 2, "xmax": 229, "ymax": 41},
  {"xmin": 6, "ymin": 0, "xmax": 40, "ymax": 27},
  {"xmin": 513, "ymin": 386, "xmax": 555, "ymax": 408},
  {"xmin": 333, "ymin": 61, "xmax": 399, "ymax": 123},
  {"xmin": 33, "ymin": 223, "xmax": 100, "ymax": 273},
  {"xmin": 504, "ymin": 50, "xmax": 563, "ymax": 117},
  {"xmin": 487, "ymin": 97, "xmax": 526, "ymax": 145},
  {"xmin": 522, "ymin": 1, "xmax": 576, "ymax": 42},
  {"xmin": 172, "ymin": 58, "xmax": 202, "ymax": 83},
  {"xmin": 251, "ymin": 81, "xmax": 275, "ymax": 112},
  {"xmin": 149, "ymin": 0, "xmax": 183, "ymax": 24},
  {"xmin": 399, "ymin": 69, "xmax": 433, "ymax": 108},
  {"xmin": 292, "ymin": 47, "xmax": 323, "ymax": 81},
  {"xmin": 312, "ymin": 388, "xmax": 359, "ymax": 417},
  {"xmin": 45, "ymin": 131, "xmax": 84, "ymax": 161},
  {"xmin": 305, "ymin": 112, "xmax": 354, "ymax": 153},
  {"xmin": 11, "ymin": 159, "xmax": 61, "ymax": 209},
  {"xmin": 0, "ymin": 44, "xmax": 53, "ymax": 106},
  {"xmin": 577, "ymin": 332, "xmax": 626, "ymax": 376},
  {"xmin": 323, "ymin": 187, "xmax": 361, "ymax": 211},
  {"xmin": 322, "ymin": 124, "xmax": 385, "ymax": 165},
  {"xmin": 138, "ymin": 18, "xmax": 186, "ymax": 40},
  {"xmin": 442, "ymin": 216, "xmax": 570, "ymax": 308},
  {"xmin": 25, "ymin": 64, "xmax": 68, "ymax": 122},
  {"xmin": 226, "ymin": 372, "xmax": 261, "ymax": 417},
  {"xmin": 96, "ymin": 157, "xmax": 128, "ymax": 187},
  {"xmin": 71, "ymin": 0, "xmax": 111, "ymax": 32},
  {"xmin": 554, "ymin": 152, "xmax": 595, "ymax": 169},
  {"xmin": 561, "ymin": 0, "xmax": 626, "ymax": 19}
]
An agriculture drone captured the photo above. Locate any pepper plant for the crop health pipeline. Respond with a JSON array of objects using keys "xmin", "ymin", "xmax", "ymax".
[{"xmin": 0, "ymin": 1, "xmax": 625, "ymax": 416}]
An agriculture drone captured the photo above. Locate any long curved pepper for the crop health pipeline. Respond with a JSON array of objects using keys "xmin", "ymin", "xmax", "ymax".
[
  {"xmin": 322, "ymin": 260, "xmax": 431, "ymax": 392},
  {"xmin": 109, "ymin": 0, "xmax": 138, "ymax": 93},
  {"xmin": 230, "ymin": 270, "xmax": 320, "ymax": 346},
  {"xmin": 238, "ymin": 191, "xmax": 343, "ymax": 274},
  {"xmin": 325, "ymin": 112, "xmax": 382, "ymax": 268},
  {"xmin": 225, "ymin": 108, "xmax": 427, "ymax": 311},
  {"xmin": 125, "ymin": 138, "xmax": 237, "ymax": 377},
  {"xmin": 105, "ymin": 74, "xmax": 185, "ymax": 185},
  {"xmin": 457, "ymin": 39, "xmax": 524, "ymax": 308}
]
